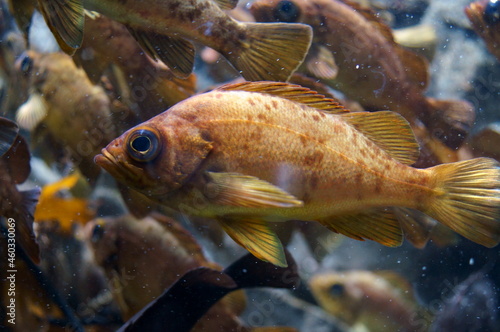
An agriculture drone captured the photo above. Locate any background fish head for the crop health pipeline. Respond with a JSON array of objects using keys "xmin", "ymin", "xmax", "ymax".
[
  {"xmin": 95, "ymin": 115, "xmax": 213, "ymax": 198},
  {"xmin": 251, "ymin": 0, "xmax": 316, "ymax": 25}
]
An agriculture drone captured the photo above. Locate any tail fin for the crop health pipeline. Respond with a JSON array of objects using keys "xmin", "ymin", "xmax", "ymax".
[
  {"xmin": 426, "ymin": 158, "xmax": 500, "ymax": 247},
  {"xmin": 227, "ymin": 22, "xmax": 312, "ymax": 82},
  {"xmin": 425, "ymin": 98, "xmax": 475, "ymax": 149}
]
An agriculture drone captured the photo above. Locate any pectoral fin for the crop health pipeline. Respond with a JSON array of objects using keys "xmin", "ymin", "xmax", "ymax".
[
  {"xmin": 206, "ymin": 172, "xmax": 303, "ymax": 208},
  {"xmin": 37, "ymin": 0, "xmax": 84, "ymax": 55},
  {"xmin": 127, "ymin": 27, "xmax": 195, "ymax": 78},
  {"xmin": 305, "ymin": 44, "xmax": 338, "ymax": 80},
  {"xmin": 319, "ymin": 208, "xmax": 403, "ymax": 247},
  {"xmin": 218, "ymin": 217, "xmax": 287, "ymax": 267}
]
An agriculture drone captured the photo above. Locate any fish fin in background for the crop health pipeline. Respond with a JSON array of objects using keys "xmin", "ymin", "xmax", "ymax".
[
  {"xmin": 218, "ymin": 81, "xmax": 347, "ymax": 113},
  {"xmin": 225, "ymin": 22, "xmax": 312, "ymax": 82},
  {"xmin": 319, "ymin": 208, "xmax": 403, "ymax": 247},
  {"xmin": 0, "ymin": 117, "xmax": 19, "ymax": 157},
  {"xmin": 429, "ymin": 223, "xmax": 458, "ymax": 247},
  {"xmin": 340, "ymin": 111, "xmax": 420, "ymax": 165},
  {"xmin": 7, "ymin": 0, "xmax": 35, "ymax": 38},
  {"xmin": 394, "ymin": 207, "xmax": 436, "ymax": 249},
  {"xmin": 16, "ymin": 93, "xmax": 49, "ymax": 131},
  {"xmin": 126, "ymin": 27, "xmax": 195, "ymax": 78},
  {"xmin": 214, "ymin": 0, "xmax": 239, "ymax": 10},
  {"xmin": 288, "ymin": 73, "xmax": 337, "ymax": 100},
  {"xmin": 426, "ymin": 158, "xmax": 500, "ymax": 247},
  {"xmin": 304, "ymin": 44, "xmax": 339, "ymax": 80},
  {"xmin": 425, "ymin": 97, "xmax": 476, "ymax": 149},
  {"xmin": 37, "ymin": 0, "xmax": 84, "ymax": 55},
  {"xmin": 218, "ymin": 217, "xmax": 287, "ymax": 267},
  {"xmin": 206, "ymin": 172, "xmax": 303, "ymax": 208},
  {"xmin": 223, "ymin": 248, "xmax": 299, "ymax": 289},
  {"xmin": 15, "ymin": 187, "xmax": 41, "ymax": 264}
]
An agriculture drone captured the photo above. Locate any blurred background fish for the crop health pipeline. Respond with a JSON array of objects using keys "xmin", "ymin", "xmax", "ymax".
[
  {"xmin": 309, "ymin": 270, "xmax": 431, "ymax": 332},
  {"xmin": 36, "ymin": 0, "xmax": 312, "ymax": 82},
  {"xmin": 466, "ymin": 0, "xmax": 500, "ymax": 62}
]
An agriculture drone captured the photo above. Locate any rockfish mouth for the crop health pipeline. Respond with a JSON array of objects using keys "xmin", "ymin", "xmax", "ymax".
[{"xmin": 95, "ymin": 148, "xmax": 141, "ymax": 183}]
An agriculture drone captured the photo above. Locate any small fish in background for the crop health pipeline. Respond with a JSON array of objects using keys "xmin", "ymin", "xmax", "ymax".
[
  {"xmin": 118, "ymin": 249, "xmax": 300, "ymax": 332},
  {"xmin": 95, "ymin": 82, "xmax": 500, "ymax": 268},
  {"xmin": 0, "ymin": 116, "xmax": 40, "ymax": 264},
  {"xmin": 36, "ymin": 0, "xmax": 313, "ymax": 82},
  {"xmin": 85, "ymin": 213, "xmax": 295, "ymax": 331},
  {"xmin": 34, "ymin": 173, "xmax": 95, "ymax": 232},
  {"xmin": 309, "ymin": 270, "xmax": 431, "ymax": 332},
  {"xmin": 466, "ymin": 0, "xmax": 500, "ymax": 62},
  {"xmin": 429, "ymin": 269, "xmax": 499, "ymax": 332},
  {"xmin": 74, "ymin": 14, "xmax": 197, "ymax": 121},
  {"xmin": 14, "ymin": 50, "xmax": 118, "ymax": 184},
  {"xmin": 250, "ymin": 0, "xmax": 476, "ymax": 153}
]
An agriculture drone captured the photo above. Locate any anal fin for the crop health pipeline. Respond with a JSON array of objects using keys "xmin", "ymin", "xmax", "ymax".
[
  {"xmin": 319, "ymin": 208, "xmax": 403, "ymax": 247},
  {"xmin": 218, "ymin": 217, "xmax": 287, "ymax": 267}
]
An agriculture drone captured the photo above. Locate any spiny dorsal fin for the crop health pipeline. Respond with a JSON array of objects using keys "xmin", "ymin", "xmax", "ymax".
[
  {"xmin": 340, "ymin": 111, "xmax": 420, "ymax": 165},
  {"xmin": 217, "ymin": 81, "xmax": 348, "ymax": 114},
  {"xmin": 319, "ymin": 207, "xmax": 403, "ymax": 247}
]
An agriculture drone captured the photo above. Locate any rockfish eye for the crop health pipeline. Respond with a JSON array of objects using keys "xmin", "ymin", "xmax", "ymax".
[
  {"xmin": 485, "ymin": 0, "xmax": 500, "ymax": 25},
  {"xmin": 328, "ymin": 283, "xmax": 345, "ymax": 297},
  {"xmin": 273, "ymin": 1, "xmax": 300, "ymax": 23},
  {"xmin": 127, "ymin": 129, "xmax": 161, "ymax": 162}
]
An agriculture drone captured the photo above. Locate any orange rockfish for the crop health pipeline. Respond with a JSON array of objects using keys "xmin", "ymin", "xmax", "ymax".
[
  {"xmin": 95, "ymin": 82, "xmax": 500, "ymax": 267},
  {"xmin": 466, "ymin": 0, "xmax": 500, "ymax": 62},
  {"xmin": 36, "ymin": 0, "xmax": 312, "ymax": 82},
  {"xmin": 251, "ymin": 0, "xmax": 475, "ymax": 150}
]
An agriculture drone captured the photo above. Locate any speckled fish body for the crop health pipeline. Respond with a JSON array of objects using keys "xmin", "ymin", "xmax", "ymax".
[
  {"xmin": 37, "ymin": 0, "xmax": 312, "ymax": 81},
  {"xmin": 96, "ymin": 82, "xmax": 500, "ymax": 267},
  {"xmin": 251, "ymin": 0, "xmax": 475, "ymax": 150}
]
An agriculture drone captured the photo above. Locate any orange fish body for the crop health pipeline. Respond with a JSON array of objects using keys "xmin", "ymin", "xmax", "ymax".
[
  {"xmin": 251, "ymin": 0, "xmax": 475, "ymax": 150},
  {"xmin": 96, "ymin": 82, "xmax": 500, "ymax": 267}
]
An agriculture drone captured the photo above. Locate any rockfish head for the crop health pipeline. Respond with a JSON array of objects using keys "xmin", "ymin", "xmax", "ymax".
[{"xmin": 94, "ymin": 116, "xmax": 212, "ymax": 197}]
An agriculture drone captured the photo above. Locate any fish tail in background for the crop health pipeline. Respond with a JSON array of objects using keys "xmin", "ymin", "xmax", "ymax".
[
  {"xmin": 424, "ymin": 97, "xmax": 476, "ymax": 150},
  {"xmin": 227, "ymin": 22, "xmax": 312, "ymax": 82},
  {"xmin": 425, "ymin": 158, "xmax": 500, "ymax": 247},
  {"xmin": 15, "ymin": 187, "xmax": 41, "ymax": 264}
]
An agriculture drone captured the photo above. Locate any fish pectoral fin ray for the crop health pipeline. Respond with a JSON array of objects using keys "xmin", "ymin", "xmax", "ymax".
[
  {"xmin": 127, "ymin": 27, "xmax": 194, "ymax": 78},
  {"xmin": 37, "ymin": 0, "xmax": 84, "ymax": 54},
  {"xmin": 225, "ymin": 22, "xmax": 312, "ymax": 82},
  {"xmin": 305, "ymin": 44, "xmax": 338, "ymax": 80},
  {"xmin": 340, "ymin": 111, "xmax": 420, "ymax": 165},
  {"xmin": 0, "ymin": 117, "xmax": 19, "ymax": 157},
  {"xmin": 218, "ymin": 217, "xmax": 287, "ymax": 267},
  {"xmin": 218, "ymin": 82, "xmax": 347, "ymax": 114},
  {"xmin": 319, "ymin": 208, "xmax": 403, "ymax": 247},
  {"xmin": 214, "ymin": 0, "xmax": 239, "ymax": 10},
  {"xmin": 16, "ymin": 93, "xmax": 48, "ymax": 131},
  {"xmin": 206, "ymin": 172, "xmax": 303, "ymax": 208},
  {"xmin": 394, "ymin": 207, "xmax": 436, "ymax": 249}
]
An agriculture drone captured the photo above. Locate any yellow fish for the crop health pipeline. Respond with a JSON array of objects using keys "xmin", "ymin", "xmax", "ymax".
[
  {"xmin": 35, "ymin": 0, "xmax": 312, "ymax": 82},
  {"xmin": 95, "ymin": 82, "xmax": 500, "ymax": 267}
]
